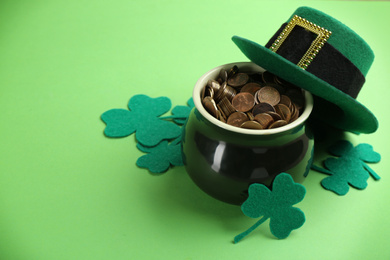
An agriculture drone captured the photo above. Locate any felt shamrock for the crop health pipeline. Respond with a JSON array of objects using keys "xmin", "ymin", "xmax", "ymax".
[
  {"xmin": 102, "ymin": 95, "xmax": 194, "ymax": 173},
  {"xmin": 170, "ymin": 98, "xmax": 195, "ymax": 125},
  {"xmin": 101, "ymin": 94, "xmax": 181, "ymax": 147},
  {"xmin": 312, "ymin": 140, "xmax": 381, "ymax": 195},
  {"xmin": 234, "ymin": 173, "xmax": 306, "ymax": 243},
  {"xmin": 136, "ymin": 139, "xmax": 183, "ymax": 173}
]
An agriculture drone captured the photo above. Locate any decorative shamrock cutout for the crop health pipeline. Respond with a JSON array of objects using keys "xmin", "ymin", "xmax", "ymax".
[
  {"xmin": 101, "ymin": 94, "xmax": 181, "ymax": 147},
  {"xmin": 136, "ymin": 139, "xmax": 183, "ymax": 173},
  {"xmin": 170, "ymin": 98, "xmax": 195, "ymax": 125},
  {"xmin": 234, "ymin": 173, "xmax": 306, "ymax": 243},
  {"xmin": 312, "ymin": 140, "xmax": 381, "ymax": 195},
  {"xmin": 101, "ymin": 95, "xmax": 195, "ymax": 174}
]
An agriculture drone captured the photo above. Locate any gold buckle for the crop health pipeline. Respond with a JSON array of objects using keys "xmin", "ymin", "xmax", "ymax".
[{"xmin": 269, "ymin": 15, "xmax": 332, "ymax": 70}]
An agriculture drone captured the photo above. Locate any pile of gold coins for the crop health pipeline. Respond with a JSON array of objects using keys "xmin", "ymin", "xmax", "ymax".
[{"xmin": 201, "ymin": 65, "xmax": 305, "ymax": 130}]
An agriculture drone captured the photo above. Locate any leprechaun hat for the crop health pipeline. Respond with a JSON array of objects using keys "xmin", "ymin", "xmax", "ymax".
[{"xmin": 232, "ymin": 6, "xmax": 378, "ymax": 134}]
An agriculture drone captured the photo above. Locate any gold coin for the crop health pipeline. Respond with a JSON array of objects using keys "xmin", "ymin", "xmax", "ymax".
[
  {"xmin": 224, "ymin": 85, "xmax": 237, "ymax": 102},
  {"xmin": 203, "ymin": 96, "xmax": 218, "ymax": 118},
  {"xmin": 201, "ymin": 85, "xmax": 206, "ymax": 100},
  {"xmin": 227, "ymin": 73, "xmax": 249, "ymax": 87},
  {"xmin": 217, "ymin": 97, "xmax": 236, "ymax": 118},
  {"xmin": 214, "ymin": 82, "xmax": 236, "ymax": 103},
  {"xmin": 207, "ymin": 79, "xmax": 221, "ymax": 93},
  {"xmin": 231, "ymin": 92, "xmax": 255, "ymax": 112},
  {"xmin": 254, "ymin": 113, "xmax": 274, "ymax": 129},
  {"xmin": 290, "ymin": 102, "xmax": 296, "ymax": 116},
  {"xmin": 218, "ymin": 69, "xmax": 228, "ymax": 83},
  {"xmin": 274, "ymin": 104, "xmax": 291, "ymax": 122},
  {"xmin": 227, "ymin": 111, "xmax": 249, "ymax": 127},
  {"xmin": 217, "ymin": 110, "xmax": 227, "ymax": 123},
  {"xmin": 257, "ymin": 86, "xmax": 280, "ymax": 106},
  {"xmin": 279, "ymin": 95, "xmax": 292, "ymax": 108},
  {"xmin": 201, "ymin": 86, "xmax": 214, "ymax": 100},
  {"xmin": 254, "ymin": 90, "xmax": 260, "ymax": 105},
  {"xmin": 290, "ymin": 103, "xmax": 300, "ymax": 122},
  {"xmin": 268, "ymin": 120, "xmax": 288, "ymax": 129},
  {"xmin": 227, "ymin": 65, "xmax": 239, "ymax": 78},
  {"xmin": 246, "ymin": 111, "xmax": 254, "ymax": 121},
  {"xmin": 266, "ymin": 111, "xmax": 282, "ymax": 121},
  {"xmin": 240, "ymin": 120, "xmax": 263, "ymax": 129},
  {"xmin": 273, "ymin": 75, "xmax": 283, "ymax": 85},
  {"xmin": 252, "ymin": 102, "xmax": 275, "ymax": 116},
  {"xmin": 213, "ymin": 81, "xmax": 226, "ymax": 103},
  {"xmin": 240, "ymin": 82, "xmax": 262, "ymax": 96}
]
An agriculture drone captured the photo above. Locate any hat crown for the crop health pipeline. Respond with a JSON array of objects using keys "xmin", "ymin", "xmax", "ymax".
[
  {"xmin": 231, "ymin": 6, "xmax": 378, "ymax": 133},
  {"xmin": 291, "ymin": 6, "xmax": 374, "ymax": 76}
]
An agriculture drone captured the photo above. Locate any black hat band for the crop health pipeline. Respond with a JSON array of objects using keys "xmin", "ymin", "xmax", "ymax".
[{"xmin": 265, "ymin": 23, "xmax": 365, "ymax": 99}]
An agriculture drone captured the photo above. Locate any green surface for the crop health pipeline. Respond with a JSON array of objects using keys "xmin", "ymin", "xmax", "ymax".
[{"xmin": 0, "ymin": 1, "xmax": 389, "ymax": 259}]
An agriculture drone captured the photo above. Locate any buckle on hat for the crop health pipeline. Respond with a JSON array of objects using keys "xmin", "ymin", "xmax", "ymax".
[{"xmin": 270, "ymin": 15, "xmax": 332, "ymax": 70}]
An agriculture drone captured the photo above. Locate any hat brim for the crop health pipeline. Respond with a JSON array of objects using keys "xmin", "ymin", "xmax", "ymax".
[{"xmin": 232, "ymin": 35, "xmax": 378, "ymax": 134}]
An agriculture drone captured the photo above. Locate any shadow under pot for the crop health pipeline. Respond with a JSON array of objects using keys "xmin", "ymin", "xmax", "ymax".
[{"xmin": 182, "ymin": 62, "xmax": 314, "ymax": 205}]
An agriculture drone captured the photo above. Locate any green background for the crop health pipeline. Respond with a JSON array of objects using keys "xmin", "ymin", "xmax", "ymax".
[{"xmin": 1, "ymin": 0, "xmax": 389, "ymax": 259}]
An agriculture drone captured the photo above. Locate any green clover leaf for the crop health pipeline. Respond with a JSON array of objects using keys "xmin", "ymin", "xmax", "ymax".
[
  {"xmin": 136, "ymin": 140, "xmax": 183, "ymax": 173},
  {"xmin": 312, "ymin": 140, "xmax": 381, "ymax": 195},
  {"xmin": 101, "ymin": 95, "xmax": 196, "ymax": 174},
  {"xmin": 100, "ymin": 108, "xmax": 137, "ymax": 137},
  {"xmin": 101, "ymin": 95, "xmax": 181, "ymax": 146},
  {"xmin": 170, "ymin": 98, "xmax": 195, "ymax": 125},
  {"xmin": 234, "ymin": 173, "xmax": 306, "ymax": 243},
  {"xmin": 321, "ymin": 157, "xmax": 369, "ymax": 195}
]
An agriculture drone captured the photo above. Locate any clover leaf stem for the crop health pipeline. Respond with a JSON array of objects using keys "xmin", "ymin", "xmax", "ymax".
[
  {"xmin": 362, "ymin": 163, "xmax": 381, "ymax": 180},
  {"xmin": 171, "ymin": 136, "xmax": 182, "ymax": 145},
  {"xmin": 311, "ymin": 165, "xmax": 333, "ymax": 175},
  {"xmin": 234, "ymin": 216, "xmax": 269, "ymax": 244}
]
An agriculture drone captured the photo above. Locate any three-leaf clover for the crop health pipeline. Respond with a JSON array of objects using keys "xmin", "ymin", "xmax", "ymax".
[
  {"xmin": 101, "ymin": 94, "xmax": 181, "ymax": 146},
  {"xmin": 234, "ymin": 173, "xmax": 306, "ymax": 243},
  {"xmin": 170, "ymin": 98, "xmax": 195, "ymax": 125},
  {"xmin": 136, "ymin": 139, "xmax": 183, "ymax": 173},
  {"xmin": 312, "ymin": 140, "xmax": 381, "ymax": 195},
  {"xmin": 101, "ymin": 95, "xmax": 195, "ymax": 174}
]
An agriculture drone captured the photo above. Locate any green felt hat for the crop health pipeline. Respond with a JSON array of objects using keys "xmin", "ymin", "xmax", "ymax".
[{"xmin": 232, "ymin": 6, "xmax": 378, "ymax": 134}]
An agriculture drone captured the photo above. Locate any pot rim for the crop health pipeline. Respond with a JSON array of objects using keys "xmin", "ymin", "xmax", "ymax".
[{"xmin": 193, "ymin": 62, "xmax": 314, "ymax": 136}]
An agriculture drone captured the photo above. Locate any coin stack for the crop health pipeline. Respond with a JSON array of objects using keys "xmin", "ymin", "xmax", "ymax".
[{"xmin": 201, "ymin": 65, "xmax": 305, "ymax": 130}]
